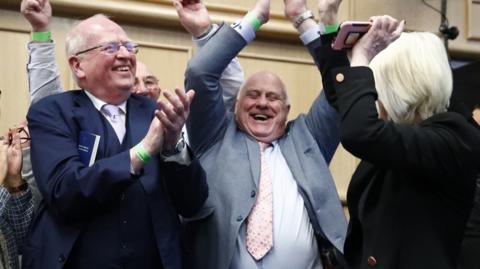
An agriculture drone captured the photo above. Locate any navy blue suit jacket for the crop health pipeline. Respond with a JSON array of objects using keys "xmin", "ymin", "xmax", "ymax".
[{"xmin": 23, "ymin": 90, "xmax": 207, "ymax": 269}]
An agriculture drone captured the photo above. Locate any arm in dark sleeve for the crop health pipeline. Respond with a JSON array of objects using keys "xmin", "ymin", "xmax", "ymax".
[
  {"xmin": 306, "ymin": 33, "xmax": 350, "ymax": 109},
  {"xmin": 332, "ymin": 66, "xmax": 480, "ymax": 179},
  {"xmin": 303, "ymin": 34, "xmax": 350, "ymax": 163},
  {"xmin": 162, "ymin": 149, "xmax": 208, "ymax": 218}
]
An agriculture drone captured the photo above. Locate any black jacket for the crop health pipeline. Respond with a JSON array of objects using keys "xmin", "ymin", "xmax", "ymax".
[{"xmin": 308, "ymin": 34, "xmax": 480, "ymax": 269}]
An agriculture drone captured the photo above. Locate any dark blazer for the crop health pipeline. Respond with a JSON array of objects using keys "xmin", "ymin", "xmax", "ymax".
[
  {"xmin": 309, "ymin": 34, "xmax": 480, "ymax": 269},
  {"xmin": 23, "ymin": 91, "xmax": 207, "ymax": 269}
]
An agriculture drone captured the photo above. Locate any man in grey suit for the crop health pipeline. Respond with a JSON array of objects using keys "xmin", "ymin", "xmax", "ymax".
[{"xmin": 179, "ymin": 0, "xmax": 347, "ymax": 268}]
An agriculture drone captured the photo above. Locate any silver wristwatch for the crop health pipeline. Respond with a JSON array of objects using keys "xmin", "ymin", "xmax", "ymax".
[
  {"xmin": 162, "ymin": 137, "xmax": 186, "ymax": 157},
  {"xmin": 293, "ymin": 10, "xmax": 315, "ymax": 29}
]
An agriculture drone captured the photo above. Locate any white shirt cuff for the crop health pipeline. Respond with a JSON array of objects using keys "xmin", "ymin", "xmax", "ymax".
[
  {"xmin": 300, "ymin": 24, "xmax": 322, "ymax": 45},
  {"xmin": 231, "ymin": 19, "xmax": 256, "ymax": 43}
]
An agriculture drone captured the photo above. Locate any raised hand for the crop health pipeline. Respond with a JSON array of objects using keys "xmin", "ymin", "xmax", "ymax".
[
  {"xmin": 318, "ymin": 0, "xmax": 342, "ymax": 24},
  {"xmin": 252, "ymin": 0, "xmax": 270, "ymax": 24},
  {"xmin": 130, "ymin": 116, "xmax": 165, "ymax": 173},
  {"xmin": 351, "ymin": 15, "xmax": 405, "ymax": 67},
  {"xmin": 156, "ymin": 88, "xmax": 195, "ymax": 153},
  {"xmin": 0, "ymin": 139, "xmax": 7, "ymax": 186},
  {"xmin": 173, "ymin": 0, "xmax": 211, "ymax": 38},
  {"xmin": 4, "ymin": 130, "xmax": 24, "ymax": 190},
  {"xmin": 21, "ymin": 0, "xmax": 52, "ymax": 32},
  {"xmin": 284, "ymin": 0, "xmax": 307, "ymax": 20}
]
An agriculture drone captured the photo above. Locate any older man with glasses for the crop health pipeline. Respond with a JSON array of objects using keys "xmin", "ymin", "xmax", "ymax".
[
  {"xmin": 20, "ymin": 2, "xmax": 208, "ymax": 269},
  {"xmin": 132, "ymin": 61, "xmax": 162, "ymax": 101}
]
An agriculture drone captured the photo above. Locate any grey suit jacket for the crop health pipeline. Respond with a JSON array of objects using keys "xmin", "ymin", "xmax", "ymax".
[{"xmin": 184, "ymin": 24, "xmax": 347, "ymax": 269}]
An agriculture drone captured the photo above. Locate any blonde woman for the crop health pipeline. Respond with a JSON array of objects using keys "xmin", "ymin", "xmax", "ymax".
[{"xmin": 321, "ymin": 16, "xmax": 480, "ymax": 269}]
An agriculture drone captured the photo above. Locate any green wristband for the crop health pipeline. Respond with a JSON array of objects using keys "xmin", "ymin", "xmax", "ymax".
[
  {"xmin": 31, "ymin": 31, "xmax": 51, "ymax": 42},
  {"xmin": 245, "ymin": 12, "xmax": 262, "ymax": 31},
  {"xmin": 324, "ymin": 24, "xmax": 339, "ymax": 34},
  {"xmin": 134, "ymin": 143, "xmax": 152, "ymax": 163}
]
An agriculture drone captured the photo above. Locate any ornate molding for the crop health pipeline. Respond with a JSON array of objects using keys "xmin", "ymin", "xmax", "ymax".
[
  {"xmin": 0, "ymin": 0, "xmax": 299, "ymax": 42},
  {"xmin": 238, "ymin": 52, "xmax": 314, "ymax": 65}
]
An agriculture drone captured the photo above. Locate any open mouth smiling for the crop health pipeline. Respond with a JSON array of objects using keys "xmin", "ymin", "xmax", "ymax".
[{"xmin": 251, "ymin": 114, "xmax": 271, "ymax": 121}]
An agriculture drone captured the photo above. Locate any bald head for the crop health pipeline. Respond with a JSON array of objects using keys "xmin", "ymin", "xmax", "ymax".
[
  {"xmin": 133, "ymin": 61, "xmax": 161, "ymax": 100},
  {"xmin": 235, "ymin": 70, "xmax": 290, "ymax": 143},
  {"xmin": 238, "ymin": 70, "xmax": 289, "ymax": 105}
]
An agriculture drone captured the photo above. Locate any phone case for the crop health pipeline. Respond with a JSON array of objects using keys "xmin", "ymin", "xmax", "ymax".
[{"xmin": 332, "ymin": 21, "xmax": 371, "ymax": 50}]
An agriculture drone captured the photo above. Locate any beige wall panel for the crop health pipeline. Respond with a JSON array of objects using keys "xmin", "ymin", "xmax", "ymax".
[
  {"xmin": 0, "ymin": 29, "xmax": 30, "ymax": 132},
  {"xmin": 351, "ymin": 0, "xmax": 441, "ymax": 29},
  {"xmin": 351, "ymin": 0, "xmax": 480, "ymax": 57},
  {"xmin": 136, "ymin": 42, "xmax": 191, "ymax": 92},
  {"xmin": 468, "ymin": 1, "xmax": 480, "ymax": 40}
]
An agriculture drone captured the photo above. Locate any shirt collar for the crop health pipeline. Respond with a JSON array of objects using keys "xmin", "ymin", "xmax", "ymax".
[{"xmin": 84, "ymin": 90, "xmax": 127, "ymax": 114}]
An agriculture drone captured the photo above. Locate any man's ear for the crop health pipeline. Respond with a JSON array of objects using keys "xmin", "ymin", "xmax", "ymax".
[{"xmin": 68, "ymin": 56, "xmax": 86, "ymax": 80}]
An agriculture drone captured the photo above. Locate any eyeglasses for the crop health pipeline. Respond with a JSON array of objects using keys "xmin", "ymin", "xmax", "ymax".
[
  {"xmin": 8, "ymin": 127, "xmax": 31, "ymax": 145},
  {"xmin": 75, "ymin": 41, "xmax": 139, "ymax": 56}
]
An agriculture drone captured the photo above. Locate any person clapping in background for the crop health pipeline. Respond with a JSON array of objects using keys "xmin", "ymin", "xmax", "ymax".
[{"xmin": 0, "ymin": 125, "xmax": 34, "ymax": 269}]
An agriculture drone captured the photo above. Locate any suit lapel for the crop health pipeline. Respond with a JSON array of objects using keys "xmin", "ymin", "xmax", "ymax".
[
  {"xmin": 245, "ymin": 137, "xmax": 261, "ymax": 189},
  {"xmin": 72, "ymin": 91, "xmax": 107, "ymax": 159},
  {"xmin": 72, "ymin": 91, "xmax": 104, "ymax": 134}
]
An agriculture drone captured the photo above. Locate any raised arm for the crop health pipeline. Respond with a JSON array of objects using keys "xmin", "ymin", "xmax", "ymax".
[
  {"xmin": 175, "ymin": 0, "xmax": 244, "ymax": 113},
  {"xmin": 283, "ymin": 0, "xmax": 344, "ymax": 162},
  {"xmin": 21, "ymin": 0, "xmax": 63, "ymax": 104},
  {"xmin": 180, "ymin": 0, "xmax": 269, "ymax": 155}
]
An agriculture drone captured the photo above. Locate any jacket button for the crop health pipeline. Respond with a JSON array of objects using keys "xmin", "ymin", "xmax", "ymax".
[
  {"xmin": 236, "ymin": 215, "xmax": 243, "ymax": 222},
  {"xmin": 367, "ymin": 256, "xmax": 377, "ymax": 267},
  {"xmin": 336, "ymin": 73, "xmax": 345, "ymax": 83},
  {"xmin": 58, "ymin": 254, "xmax": 66, "ymax": 263},
  {"xmin": 250, "ymin": 190, "xmax": 256, "ymax": 198}
]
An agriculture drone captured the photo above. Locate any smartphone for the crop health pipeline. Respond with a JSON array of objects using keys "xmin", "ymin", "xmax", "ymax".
[{"xmin": 331, "ymin": 21, "xmax": 371, "ymax": 50}]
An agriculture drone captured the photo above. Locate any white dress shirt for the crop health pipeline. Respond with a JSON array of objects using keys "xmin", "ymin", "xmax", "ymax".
[{"xmin": 230, "ymin": 142, "xmax": 322, "ymax": 269}]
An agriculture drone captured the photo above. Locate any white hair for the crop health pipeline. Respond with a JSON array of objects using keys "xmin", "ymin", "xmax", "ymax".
[
  {"xmin": 65, "ymin": 14, "xmax": 111, "ymax": 56},
  {"xmin": 369, "ymin": 32, "xmax": 452, "ymax": 123}
]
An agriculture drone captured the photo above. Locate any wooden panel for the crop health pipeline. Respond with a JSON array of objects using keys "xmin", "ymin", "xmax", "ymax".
[
  {"xmin": 468, "ymin": 0, "xmax": 480, "ymax": 40},
  {"xmin": 352, "ymin": 0, "xmax": 442, "ymax": 31},
  {"xmin": 136, "ymin": 42, "xmax": 191, "ymax": 92},
  {"xmin": 0, "ymin": 29, "xmax": 30, "ymax": 132}
]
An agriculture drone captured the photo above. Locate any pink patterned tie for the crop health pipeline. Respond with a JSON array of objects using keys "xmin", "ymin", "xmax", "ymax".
[{"xmin": 246, "ymin": 142, "xmax": 273, "ymax": 260}]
